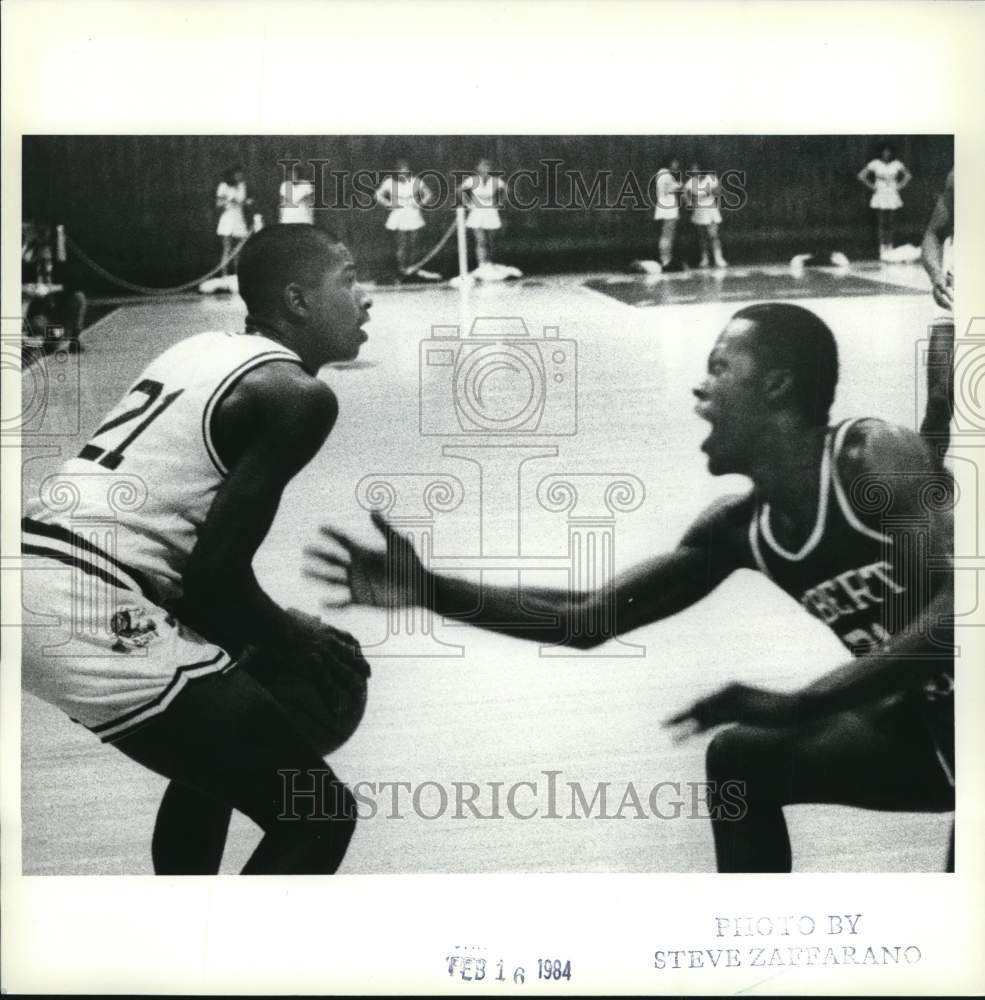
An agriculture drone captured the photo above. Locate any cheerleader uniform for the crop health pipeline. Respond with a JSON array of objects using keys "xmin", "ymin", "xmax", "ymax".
[
  {"xmin": 654, "ymin": 168, "xmax": 682, "ymax": 221},
  {"xmin": 686, "ymin": 173, "xmax": 723, "ymax": 226},
  {"xmin": 215, "ymin": 181, "xmax": 249, "ymax": 238},
  {"xmin": 865, "ymin": 158, "xmax": 905, "ymax": 210},
  {"xmin": 463, "ymin": 174, "xmax": 504, "ymax": 230},
  {"xmin": 278, "ymin": 179, "xmax": 315, "ymax": 224},
  {"xmin": 378, "ymin": 176, "xmax": 428, "ymax": 231}
]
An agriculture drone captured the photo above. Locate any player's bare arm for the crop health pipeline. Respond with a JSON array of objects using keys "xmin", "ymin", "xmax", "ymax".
[
  {"xmin": 181, "ymin": 362, "xmax": 338, "ymax": 654},
  {"xmin": 921, "ymin": 169, "xmax": 954, "ymax": 310},
  {"xmin": 307, "ymin": 493, "xmax": 755, "ymax": 649},
  {"xmin": 667, "ymin": 419, "xmax": 952, "ymax": 735}
]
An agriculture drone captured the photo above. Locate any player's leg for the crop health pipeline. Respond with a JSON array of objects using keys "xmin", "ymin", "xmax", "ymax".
[
  {"xmin": 920, "ymin": 319, "xmax": 955, "ymax": 462},
  {"xmin": 877, "ymin": 209, "xmax": 892, "ymax": 256},
  {"xmin": 407, "ymin": 229, "xmax": 419, "ymax": 271},
  {"xmin": 705, "ymin": 695, "xmax": 954, "ymax": 872},
  {"xmin": 152, "ymin": 781, "xmax": 232, "ymax": 874},
  {"xmin": 231, "ymin": 235, "xmax": 247, "ymax": 273},
  {"xmin": 474, "ymin": 228, "xmax": 488, "ymax": 266},
  {"xmin": 115, "ymin": 667, "xmax": 357, "ymax": 875},
  {"xmin": 697, "ymin": 225, "xmax": 710, "ymax": 267},
  {"xmin": 709, "ymin": 222, "xmax": 727, "ymax": 267},
  {"xmin": 659, "ymin": 218, "xmax": 677, "ymax": 267},
  {"xmin": 394, "ymin": 231, "xmax": 407, "ymax": 274}
]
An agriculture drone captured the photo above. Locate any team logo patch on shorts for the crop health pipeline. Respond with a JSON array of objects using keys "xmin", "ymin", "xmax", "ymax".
[{"xmin": 110, "ymin": 605, "xmax": 161, "ymax": 652}]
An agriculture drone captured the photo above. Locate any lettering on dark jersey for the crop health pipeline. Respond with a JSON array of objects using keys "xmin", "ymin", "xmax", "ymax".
[{"xmin": 799, "ymin": 558, "xmax": 904, "ymax": 628}]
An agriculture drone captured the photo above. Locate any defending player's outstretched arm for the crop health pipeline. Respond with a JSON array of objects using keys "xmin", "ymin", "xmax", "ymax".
[
  {"xmin": 307, "ymin": 494, "xmax": 754, "ymax": 649},
  {"xmin": 181, "ymin": 363, "xmax": 338, "ymax": 656},
  {"xmin": 665, "ymin": 421, "xmax": 954, "ymax": 737}
]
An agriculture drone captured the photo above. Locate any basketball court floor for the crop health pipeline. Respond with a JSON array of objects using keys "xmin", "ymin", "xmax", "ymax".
[{"xmin": 19, "ymin": 262, "xmax": 954, "ymax": 874}]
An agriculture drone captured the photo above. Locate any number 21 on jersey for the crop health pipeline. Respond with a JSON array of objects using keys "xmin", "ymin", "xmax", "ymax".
[{"xmin": 78, "ymin": 379, "xmax": 184, "ymax": 470}]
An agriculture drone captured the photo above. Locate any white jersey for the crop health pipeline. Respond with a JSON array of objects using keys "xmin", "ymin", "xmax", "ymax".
[{"xmin": 24, "ymin": 331, "xmax": 302, "ymax": 606}]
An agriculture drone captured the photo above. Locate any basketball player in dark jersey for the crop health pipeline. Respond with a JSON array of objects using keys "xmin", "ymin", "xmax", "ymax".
[
  {"xmin": 920, "ymin": 168, "xmax": 954, "ymax": 461},
  {"xmin": 308, "ymin": 302, "xmax": 954, "ymax": 872},
  {"xmin": 23, "ymin": 224, "xmax": 373, "ymax": 874}
]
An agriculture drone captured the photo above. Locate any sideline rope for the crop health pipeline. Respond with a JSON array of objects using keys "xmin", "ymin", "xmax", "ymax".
[
  {"xmin": 63, "ymin": 232, "xmax": 246, "ymax": 296},
  {"xmin": 402, "ymin": 217, "xmax": 459, "ymax": 276},
  {"xmin": 64, "ymin": 216, "xmax": 459, "ymax": 294}
]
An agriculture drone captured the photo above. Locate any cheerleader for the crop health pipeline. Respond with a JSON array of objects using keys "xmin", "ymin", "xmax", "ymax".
[
  {"xmin": 375, "ymin": 159, "xmax": 435, "ymax": 278},
  {"xmin": 857, "ymin": 144, "xmax": 912, "ymax": 260},
  {"xmin": 215, "ymin": 166, "xmax": 251, "ymax": 275},
  {"xmin": 683, "ymin": 162, "xmax": 727, "ymax": 268},
  {"xmin": 460, "ymin": 158, "xmax": 506, "ymax": 267},
  {"xmin": 278, "ymin": 162, "xmax": 316, "ymax": 225},
  {"xmin": 653, "ymin": 156, "xmax": 682, "ymax": 269}
]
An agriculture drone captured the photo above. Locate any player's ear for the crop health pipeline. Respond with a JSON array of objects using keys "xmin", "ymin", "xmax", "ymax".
[
  {"xmin": 763, "ymin": 368, "xmax": 794, "ymax": 407},
  {"xmin": 282, "ymin": 281, "xmax": 309, "ymax": 319}
]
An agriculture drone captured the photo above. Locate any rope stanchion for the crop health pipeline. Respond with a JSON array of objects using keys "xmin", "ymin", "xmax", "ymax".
[
  {"xmin": 63, "ymin": 231, "xmax": 247, "ymax": 296},
  {"xmin": 401, "ymin": 217, "xmax": 459, "ymax": 277},
  {"xmin": 456, "ymin": 206, "xmax": 469, "ymax": 284}
]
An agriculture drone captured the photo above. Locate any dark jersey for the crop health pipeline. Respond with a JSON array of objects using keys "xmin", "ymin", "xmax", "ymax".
[{"xmin": 746, "ymin": 417, "xmax": 953, "ymax": 781}]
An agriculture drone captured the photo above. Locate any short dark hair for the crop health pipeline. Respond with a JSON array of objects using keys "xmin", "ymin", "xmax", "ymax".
[
  {"xmin": 732, "ymin": 302, "xmax": 839, "ymax": 424},
  {"xmin": 237, "ymin": 224, "xmax": 346, "ymax": 316}
]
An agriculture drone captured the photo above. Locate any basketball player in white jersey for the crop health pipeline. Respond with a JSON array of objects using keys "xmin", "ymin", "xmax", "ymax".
[
  {"xmin": 22, "ymin": 224, "xmax": 373, "ymax": 874},
  {"xmin": 920, "ymin": 168, "xmax": 954, "ymax": 462},
  {"xmin": 308, "ymin": 302, "xmax": 954, "ymax": 872}
]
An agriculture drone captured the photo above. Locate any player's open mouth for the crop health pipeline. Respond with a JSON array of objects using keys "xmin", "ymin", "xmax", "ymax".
[{"xmin": 694, "ymin": 405, "xmax": 715, "ymax": 452}]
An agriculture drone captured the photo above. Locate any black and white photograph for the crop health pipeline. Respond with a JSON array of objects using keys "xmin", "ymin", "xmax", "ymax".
[
  {"xmin": 3, "ymin": 2, "xmax": 984, "ymax": 996},
  {"xmin": 16, "ymin": 132, "xmax": 959, "ymax": 877}
]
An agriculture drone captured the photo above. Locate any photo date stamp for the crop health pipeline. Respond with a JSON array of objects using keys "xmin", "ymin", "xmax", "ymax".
[
  {"xmin": 445, "ymin": 946, "xmax": 573, "ymax": 985},
  {"xmin": 654, "ymin": 913, "xmax": 923, "ymax": 971}
]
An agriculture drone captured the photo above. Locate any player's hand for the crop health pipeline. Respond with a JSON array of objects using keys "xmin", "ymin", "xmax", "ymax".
[
  {"xmin": 931, "ymin": 273, "xmax": 953, "ymax": 311},
  {"xmin": 304, "ymin": 510, "xmax": 425, "ymax": 610},
  {"xmin": 662, "ymin": 683, "xmax": 802, "ymax": 742}
]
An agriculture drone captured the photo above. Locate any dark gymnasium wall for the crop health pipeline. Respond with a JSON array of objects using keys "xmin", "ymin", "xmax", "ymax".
[{"xmin": 22, "ymin": 135, "xmax": 953, "ymax": 292}]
